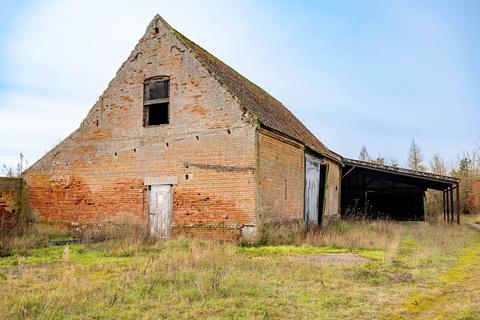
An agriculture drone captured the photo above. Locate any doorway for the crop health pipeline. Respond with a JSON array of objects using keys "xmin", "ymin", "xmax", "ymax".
[
  {"xmin": 305, "ymin": 155, "xmax": 322, "ymax": 227},
  {"xmin": 148, "ymin": 184, "xmax": 172, "ymax": 238}
]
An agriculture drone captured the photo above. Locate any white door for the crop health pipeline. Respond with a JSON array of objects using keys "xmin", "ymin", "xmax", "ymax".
[
  {"xmin": 148, "ymin": 184, "xmax": 172, "ymax": 238},
  {"xmin": 305, "ymin": 156, "xmax": 321, "ymax": 227}
]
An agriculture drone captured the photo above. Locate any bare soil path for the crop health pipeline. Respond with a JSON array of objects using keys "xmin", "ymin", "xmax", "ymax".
[
  {"xmin": 291, "ymin": 253, "xmax": 370, "ymax": 264},
  {"xmin": 390, "ymin": 229, "xmax": 480, "ymax": 319}
]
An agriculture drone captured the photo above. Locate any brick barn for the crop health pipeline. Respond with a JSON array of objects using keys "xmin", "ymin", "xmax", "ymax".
[{"xmin": 22, "ymin": 16, "xmax": 342, "ymax": 242}]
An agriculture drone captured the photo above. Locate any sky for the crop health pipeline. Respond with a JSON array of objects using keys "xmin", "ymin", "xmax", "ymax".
[{"xmin": 0, "ymin": 0, "xmax": 479, "ymax": 170}]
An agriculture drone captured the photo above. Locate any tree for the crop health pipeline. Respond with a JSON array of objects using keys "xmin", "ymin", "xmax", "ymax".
[
  {"xmin": 458, "ymin": 157, "xmax": 471, "ymax": 173},
  {"xmin": 371, "ymin": 154, "xmax": 385, "ymax": 165},
  {"xmin": 359, "ymin": 145, "xmax": 370, "ymax": 162},
  {"xmin": 1, "ymin": 153, "xmax": 28, "ymax": 177},
  {"xmin": 455, "ymin": 150, "xmax": 480, "ymax": 176},
  {"xmin": 407, "ymin": 139, "xmax": 425, "ymax": 171},
  {"xmin": 430, "ymin": 153, "xmax": 446, "ymax": 175},
  {"xmin": 389, "ymin": 158, "xmax": 399, "ymax": 167}
]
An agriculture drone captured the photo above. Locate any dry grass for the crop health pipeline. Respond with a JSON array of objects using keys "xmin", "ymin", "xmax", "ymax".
[
  {"xmin": 0, "ymin": 220, "xmax": 149, "ymax": 258},
  {"xmin": 259, "ymin": 220, "xmax": 404, "ymax": 263},
  {"xmin": 0, "ymin": 219, "xmax": 479, "ymax": 319},
  {"xmin": 303, "ymin": 220, "xmax": 402, "ymax": 250},
  {"xmin": 0, "ymin": 222, "xmax": 70, "ymax": 257}
]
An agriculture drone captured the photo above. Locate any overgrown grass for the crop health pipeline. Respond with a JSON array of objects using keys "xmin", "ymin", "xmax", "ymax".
[
  {"xmin": 0, "ymin": 220, "xmax": 479, "ymax": 319},
  {"xmin": 0, "ymin": 222, "xmax": 71, "ymax": 257}
]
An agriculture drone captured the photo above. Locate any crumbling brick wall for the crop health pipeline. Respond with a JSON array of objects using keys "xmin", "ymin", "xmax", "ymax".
[
  {"xmin": 0, "ymin": 177, "xmax": 22, "ymax": 230},
  {"xmin": 23, "ymin": 17, "xmax": 257, "ymax": 241}
]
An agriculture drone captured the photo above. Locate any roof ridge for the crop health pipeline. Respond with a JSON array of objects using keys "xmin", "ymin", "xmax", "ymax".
[{"xmin": 156, "ymin": 16, "xmax": 341, "ymax": 162}]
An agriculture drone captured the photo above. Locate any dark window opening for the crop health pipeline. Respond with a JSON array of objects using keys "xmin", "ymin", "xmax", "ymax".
[
  {"xmin": 144, "ymin": 77, "xmax": 169, "ymax": 126},
  {"xmin": 145, "ymin": 103, "xmax": 169, "ymax": 125},
  {"xmin": 144, "ymin": 79, "xmax": 169, "ymax": 100}
]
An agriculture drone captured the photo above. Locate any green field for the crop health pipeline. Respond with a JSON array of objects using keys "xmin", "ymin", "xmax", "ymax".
[{"xmin": 1, "ymin": 218, "xmax": 480, "ymax": 319}]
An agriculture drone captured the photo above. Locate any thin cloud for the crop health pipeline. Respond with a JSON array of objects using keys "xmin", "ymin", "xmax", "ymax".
[{"xmin": 0, "ymin": 0, "xmax": 478, "ymax": 168}]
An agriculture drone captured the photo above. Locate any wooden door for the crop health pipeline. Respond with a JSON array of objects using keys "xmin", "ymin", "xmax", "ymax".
[
  {"xmin": 148, "ymin": 184, "xmax": 172, "ymax": 238},
  {"xmin": 305, "ymin": 156, "xmax": 321, "ymax": 227}
]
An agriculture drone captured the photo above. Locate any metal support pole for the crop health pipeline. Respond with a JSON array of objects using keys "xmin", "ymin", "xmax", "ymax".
[
  {"xmin": 450, "ymin": 187, "xmax": 454, "ymax": 223},
  {"xmin": 446, "ymin": 188, "xmax": 450, "ymax": 223},
  {"xmin": 443, "ymin": 190, "xmax": 446, "ymax": 222},
  {"xmin": 456, "ymin": 184, "xmax": 460, "ymax": 225}
]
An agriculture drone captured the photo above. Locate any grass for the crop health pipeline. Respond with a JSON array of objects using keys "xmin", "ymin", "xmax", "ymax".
[
  {"xmin": 0, "ymin": 218, "xmax": 479, "ymax": 319},
  {"xmin": 0, "ymin": 222, "xmax": 71, "ymax": 257},
  {"xmin": 239, "ymin": 244, "xmax": 384, "ymax": 261}
]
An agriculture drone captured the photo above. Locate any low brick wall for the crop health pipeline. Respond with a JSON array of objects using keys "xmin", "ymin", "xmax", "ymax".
[{"xmin": 0, "ymin": 177, "xmax": 22, "ymax": 230}]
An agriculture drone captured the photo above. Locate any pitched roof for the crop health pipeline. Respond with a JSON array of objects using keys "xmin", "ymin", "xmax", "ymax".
[{"xmin": 157, "ymin": 16, "xmax": 341, "ymax": 162}]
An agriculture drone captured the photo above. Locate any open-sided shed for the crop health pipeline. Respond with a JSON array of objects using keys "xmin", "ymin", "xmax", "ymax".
[{"xmin": 341, "ymin": 159, "xmax": 460, "ymax": 223}]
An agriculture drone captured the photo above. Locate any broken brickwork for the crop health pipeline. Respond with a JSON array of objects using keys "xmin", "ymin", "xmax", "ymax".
[
  {"xmin": 23, "ymin": 16, "xmax": 341, "ymax": 242},
  {"xmin": 0, "ymin": 177, "xmax": 22, "ymax": 230}
]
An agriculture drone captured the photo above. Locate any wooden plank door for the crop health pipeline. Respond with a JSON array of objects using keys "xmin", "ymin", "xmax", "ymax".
[
  {"xmin": 305, "ymin": 156, "xmax": 321, "ymax": 227},
  {"xmin": 148, "ymin": 184, "xmax": 172, "ymax": 238}
]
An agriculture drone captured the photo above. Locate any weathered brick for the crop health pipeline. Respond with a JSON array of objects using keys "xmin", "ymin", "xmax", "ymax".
[
  {"xmin": 0, "ymin": 178, "xmax": 22, "ymax": 229},
  {"xmin": 21, "ymin": 16, "xmax": 342, "ymax": 242}
]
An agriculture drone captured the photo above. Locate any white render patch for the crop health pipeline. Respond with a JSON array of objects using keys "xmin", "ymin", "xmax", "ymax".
[
  {"xmin": 240, "ymin": 225, "xmax": 258, "ymax": 243},
  {"xmin": 144, "ymin": 176, "xmax": 179, "ymax": 185}
]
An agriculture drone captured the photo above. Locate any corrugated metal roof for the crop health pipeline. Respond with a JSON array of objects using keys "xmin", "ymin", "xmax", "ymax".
[{"xmin": 343, "ymin": 158, "xmax": 459, "ymax": 185}]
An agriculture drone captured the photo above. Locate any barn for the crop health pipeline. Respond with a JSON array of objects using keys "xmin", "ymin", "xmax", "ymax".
[{"xmin": 20, "ymin": 16, "xmax": 342, "ymax": 242}]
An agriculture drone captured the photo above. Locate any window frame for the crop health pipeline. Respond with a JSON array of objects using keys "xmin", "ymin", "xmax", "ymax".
[{"xmin": 143, "ymin": 76, "xmax": 170, "ymax": 127}]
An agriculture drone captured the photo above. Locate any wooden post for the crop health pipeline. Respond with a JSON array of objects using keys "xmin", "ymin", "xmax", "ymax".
[{"xmin": 456, "ymin": 184, "xmax": 460, "ymax": 225}]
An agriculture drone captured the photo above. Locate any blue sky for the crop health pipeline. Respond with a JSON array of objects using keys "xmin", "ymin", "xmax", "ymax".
[{"xmin": 0, "ymin": 0, "xmax": 479, "ymax": 169}]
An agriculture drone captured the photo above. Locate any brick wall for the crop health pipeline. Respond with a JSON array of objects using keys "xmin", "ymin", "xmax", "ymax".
[
  {"xmin": 257, "ymin": 129, "xmax": 342, "ymax": 230},
  {"xmin": 257, "ymin": 129, "xmax": 305, "ymax": 226},
  {"xmin": 23, "ymin": 17, "xmax": 257, "ymax": 241},
  {"xmin": 22, "ymin": 16, "xmax": 342, "ymax": 242},
  {"xmin": 0, "ymin": 177, "xmax": 22, "ymax": 229}
]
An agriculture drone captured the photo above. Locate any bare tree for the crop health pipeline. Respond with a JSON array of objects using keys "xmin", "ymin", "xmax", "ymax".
[
  {"xmin": 359, "ymin": 145, "xmax": 370, "ymax": 161},
  {"xmin": 408, "ymin": 139, "xmax": 425, "ymax": 171},
  {"xmin": 430, "ymin": 153, "xmax": 446, "ymax": 175},
  {"xmin": 389, "ymin": 158, "xmax": 399, "ymax": 167},
  {"xmin": 1, "ymin": 153, "xmax": 28, "ymax": 177}
]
